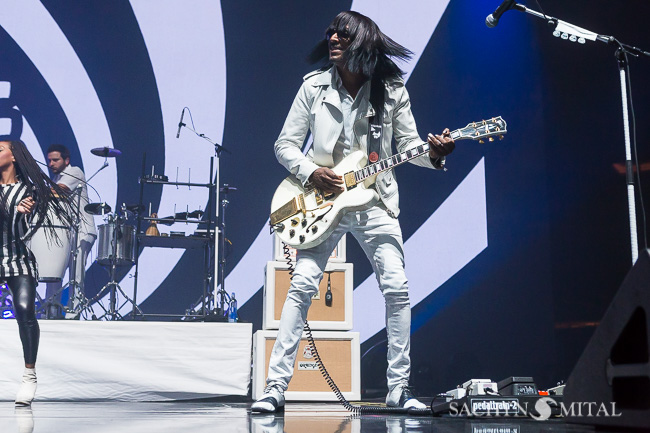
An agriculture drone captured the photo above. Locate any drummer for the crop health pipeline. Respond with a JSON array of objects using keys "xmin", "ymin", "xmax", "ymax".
[{"xmin": 45, "ymin": 144, "xmax": 97, "ymax": 319}]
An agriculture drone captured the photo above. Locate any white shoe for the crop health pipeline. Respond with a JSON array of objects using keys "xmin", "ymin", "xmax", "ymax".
[
  {"xmin": 15, "ymin": 368, "xmax": 37, "ymax": 406},
  {"xmin": 386, "ymin": 384, "xmax": 427, "ymax": 409},
  {"xmin": 251, "ymin": 384, "xmax": 285, "ymax": 413}
]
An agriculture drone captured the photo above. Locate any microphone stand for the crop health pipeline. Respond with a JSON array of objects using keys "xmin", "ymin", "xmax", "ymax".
[
  {"xmin": 179, "ymin": 122, "xmax": 230, "ymax": 318},
  {"xmin": 512, "ymin": 3, "xmax": 650, "ymax": 265}
]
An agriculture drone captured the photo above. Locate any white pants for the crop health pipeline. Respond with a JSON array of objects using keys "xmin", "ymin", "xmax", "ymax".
[
  {"xmin": 266, "ymin": 204, "xmax": 411, "ymax": 392},
  {"xmin": 46, "ymin": 236, "xmax": 95, "ymax": 309}
]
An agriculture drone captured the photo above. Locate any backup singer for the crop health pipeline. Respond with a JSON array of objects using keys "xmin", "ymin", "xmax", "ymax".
[
  {"xmin": 0, "ymin": 139, "xmax": 75, "ymax": 405},
  {"xmin": 45, "ymin": 144, "xmax": 97, "ymax": 319},
  {"xmin": 253, "ymin": 11, "xmax": 455, "ymax": 413}
]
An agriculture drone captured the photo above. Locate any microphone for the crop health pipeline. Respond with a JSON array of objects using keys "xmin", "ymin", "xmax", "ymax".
[
  {"xmin": 176, "ymin": 108, "xmax": 185, "ymax": 139},
  {"xmin": 485, "ymin": 0, "xmax": 516, "ymax": 28}
]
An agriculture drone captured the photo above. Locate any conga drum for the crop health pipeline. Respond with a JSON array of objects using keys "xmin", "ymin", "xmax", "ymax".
[{"xmin": 28, "ymin": 207, "xmax": 72, "ymax": 282}]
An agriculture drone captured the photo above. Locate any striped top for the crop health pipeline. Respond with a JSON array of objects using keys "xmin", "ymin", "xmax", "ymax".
[{"xmin": 0, "ymin": 181, "xmax": 38, "ymax": 279}]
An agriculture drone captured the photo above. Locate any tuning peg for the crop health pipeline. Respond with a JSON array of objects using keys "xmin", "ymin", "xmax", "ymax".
[
  {"xmin": 479, "ymin": 139, "xmax": 485, "ymax": 144},
  {"xmin": 488, "ymin": 137, "xmax": 494, "ymax": 142},
  {"xmin": 499, "ymin": 135, "xmax": 504, "ymax": 140}
]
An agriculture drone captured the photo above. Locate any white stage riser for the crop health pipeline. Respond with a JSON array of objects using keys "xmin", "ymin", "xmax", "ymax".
[{"xmin": 0, "ymin": 321, "xmax": 252, "ymax": 401}]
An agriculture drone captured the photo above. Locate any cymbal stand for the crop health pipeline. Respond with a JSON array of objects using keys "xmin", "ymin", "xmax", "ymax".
[{"xmin": 62, "ymin": 161, "xmax": 109, "ymax": 319}]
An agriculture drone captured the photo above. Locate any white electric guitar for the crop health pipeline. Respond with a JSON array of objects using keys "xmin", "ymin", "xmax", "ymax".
[{"xmin": 270, "ymin": 116, "xmax": 507, "ymax": 249}]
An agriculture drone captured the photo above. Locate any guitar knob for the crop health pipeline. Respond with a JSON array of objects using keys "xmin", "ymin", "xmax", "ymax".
[
  {"xmin": 289, "ymin": 229, "xmax": 295, "ymax": 238},
  {"xmin": 299, "ymin": 235, "xmax": 305, "ymax": 243},
  {"xmin": 479, "ymin": 139, "xmax": 485, "ymax": 144},
  {"xmin": 311, "ymin": 225, "xmax": 318, "ymax": 234},
  {"xmin": 274, "ymin": 223, "xmax": 285, "ymax": 233},
  {"xmin": 488, "ymin": 137, "xmax": 494, "ymax": 142},
  {"xmin": 301, "ymin": 219, "xmax": 307, "ymax": 227},
  {"xmin": 291, "ymin": 218, "xmax": 299, "ymax": 226}
]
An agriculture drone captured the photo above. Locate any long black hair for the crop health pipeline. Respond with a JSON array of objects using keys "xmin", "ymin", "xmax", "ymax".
[
  {"xmin": 0, "ymin": 140, "xmax": 76, "ymax": 242},
  {"xmin": 308, "ymin": 11, "xmax": 413, "ymax": 82}
]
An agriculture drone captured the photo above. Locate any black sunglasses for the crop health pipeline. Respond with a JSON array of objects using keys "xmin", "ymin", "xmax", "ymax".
[{"xmin": 325, "ymin": 29, "xmax": 351, "ymax": 41}]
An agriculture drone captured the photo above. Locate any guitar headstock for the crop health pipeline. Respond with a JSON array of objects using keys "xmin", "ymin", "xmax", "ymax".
[{"xmin": 456, "ymin": 116, "xmax": 507, "ymax": 143}]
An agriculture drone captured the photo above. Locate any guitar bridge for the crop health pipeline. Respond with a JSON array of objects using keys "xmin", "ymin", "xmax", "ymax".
[{"xmin": 270, "ymin": 195, "xmax": 305, "ymax": 225}]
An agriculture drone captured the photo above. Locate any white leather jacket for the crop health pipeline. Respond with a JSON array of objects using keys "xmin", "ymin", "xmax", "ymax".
[{"xmin": 274, "ymin": 66, "xmax": 443, "ymax": 217}]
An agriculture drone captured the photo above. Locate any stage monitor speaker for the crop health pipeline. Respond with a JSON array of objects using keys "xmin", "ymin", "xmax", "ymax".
[{"xmin": 564, "ymin": 249, "xmax": 650, "ymax": 428}]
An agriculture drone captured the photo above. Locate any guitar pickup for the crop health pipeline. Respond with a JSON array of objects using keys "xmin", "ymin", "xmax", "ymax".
[
  {"xmin": 344, "ymin": 172, "xmax": 356, "ymax": 189},
  {"xmin": 314, "ymin": 189, "xmax": 324, "ymax": 206},
  {"xmin": 270, "ymin": 195, "xmax": 305, "ymax": 226}
]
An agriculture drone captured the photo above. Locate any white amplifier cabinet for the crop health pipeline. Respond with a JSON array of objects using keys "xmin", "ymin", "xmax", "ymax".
[
  {"xmin": 263, "ymin": 261, "xmax": 353, "ymax": 331},
  {"xmin": 273, "ymin": 233, "xmax": 346, "ymax": 262},
  {"xmin": 252, "ymin": 330, "xmax": 361, "ymax": 401}
]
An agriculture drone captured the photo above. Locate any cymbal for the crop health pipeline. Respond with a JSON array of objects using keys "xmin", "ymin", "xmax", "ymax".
[
  {"xmin": 91, "ymin": 147, "xmax": 122, "ymax": 158},
  {"xmin": 125, "ymin": 204, "xmax": 145, "ymax": 213},
  {"xmin": 84, "ymin": 202, "xmax": 112, "ymax": 215}
]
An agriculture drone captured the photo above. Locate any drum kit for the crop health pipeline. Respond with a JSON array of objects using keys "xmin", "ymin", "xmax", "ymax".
[
  {"xmin": 22, "ymin": 137, "xmax": 235, "ymax": 321},
  {"xmin": 85, "ymin": 202, "xmax": 142, "ymax": 320},
  {"xmin": 31, "ymin": 146, "xmax": 140, "ymax": 320}
]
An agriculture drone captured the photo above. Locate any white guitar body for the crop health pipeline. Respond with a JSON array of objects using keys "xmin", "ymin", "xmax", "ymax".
[
  {"xmin": 270, "ymin": 116, "xmax": 507, "ymax": 250},
  {"xmin": 270, "ymin": 151, "xmax": 378, "ymax": 249}
]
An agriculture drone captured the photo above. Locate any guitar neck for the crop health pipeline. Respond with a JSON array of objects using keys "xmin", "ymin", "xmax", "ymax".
[{"xmin": 353, "ymin": 128, "xmax": 465, "ymax": 183}]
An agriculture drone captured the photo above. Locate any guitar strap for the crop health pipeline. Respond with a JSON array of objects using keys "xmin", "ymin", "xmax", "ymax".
[{"xmin": 367, "ymin": 77, "xmax": 385, "ymax": 165}]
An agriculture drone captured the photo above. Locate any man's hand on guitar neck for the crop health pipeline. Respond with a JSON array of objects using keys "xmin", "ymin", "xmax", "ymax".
[
  {"xmin": 428, "ymin": 128, "xmax": 455, "ymax": 159},
  {"xmin": 309, "ymin": 167, "xmax": 344, "ymax": 194}
]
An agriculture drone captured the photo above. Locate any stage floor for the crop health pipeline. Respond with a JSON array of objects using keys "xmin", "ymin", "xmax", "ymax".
[{"xmin": 0, "ymin": 401, "xmax": 605, "ymax": 433}]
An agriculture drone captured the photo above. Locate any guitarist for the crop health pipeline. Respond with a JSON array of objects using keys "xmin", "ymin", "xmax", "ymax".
[{"xmin": 253, "ymin": 11, "xmax": 455, "ymax": 413}]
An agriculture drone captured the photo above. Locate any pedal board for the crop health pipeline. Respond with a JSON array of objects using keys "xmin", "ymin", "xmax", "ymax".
[
  {"xmin": 433, "ymin": 377, "xmax": 564, "ymax": 418},
  {"xmin": 432, "ymin": 394, "xmax": 564, "ymax": 418}
]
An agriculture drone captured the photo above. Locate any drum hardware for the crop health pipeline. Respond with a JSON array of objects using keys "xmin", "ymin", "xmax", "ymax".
[
  {"xmin": 57, "ymin": 158, "xmax": 113, "ymax": 320},
  {"xmin": 36, "ymin": 156, "xmax": 110, "ymax": 320},
  {"xmin": 175, "ymin": 116, "xmax": 230, "ymax": 318},
  {"xmin": 136, "ymin": 150, "xmax": 220, "ymax": 320},
  {"xmin": 215, "ymin": 184, "xmax": 237, "ymax": 318},
  {"xmin": 142, "ymin": 165, "xmax": 168, "ymax": 182},
  {"xmin": 71, "ymin": 147, "xmax": 138, "ymax": 320},
  {"xmin": 85, "ymin": 211, "xmax": 142, "ymax": 320},
  {"xmin": 186, "ymin": 184, "xmax": 237, "ymax": 321},
  {"xmin": 84, "ymin": 202, "xmax": 112, "ymax": 216},
  {"xmin": 126, "ymin": 204, "xmax": 145, "ymax": 213}
]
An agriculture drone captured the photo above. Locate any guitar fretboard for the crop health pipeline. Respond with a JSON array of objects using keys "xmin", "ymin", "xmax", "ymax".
[{"xmin": 353, "ymin": 129, "xmax": 463, "ymax": 182}]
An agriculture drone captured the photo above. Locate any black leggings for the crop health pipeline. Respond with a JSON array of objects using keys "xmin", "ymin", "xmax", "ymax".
[{"xmin": 6, "ymin": 275, "xmax": 40, "ymax": 365}]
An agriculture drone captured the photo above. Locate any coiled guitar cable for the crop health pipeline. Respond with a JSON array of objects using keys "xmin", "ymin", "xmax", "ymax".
[{"xmin": 283, "ymin": 243, "xmax": 431, "ymax": 415}]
